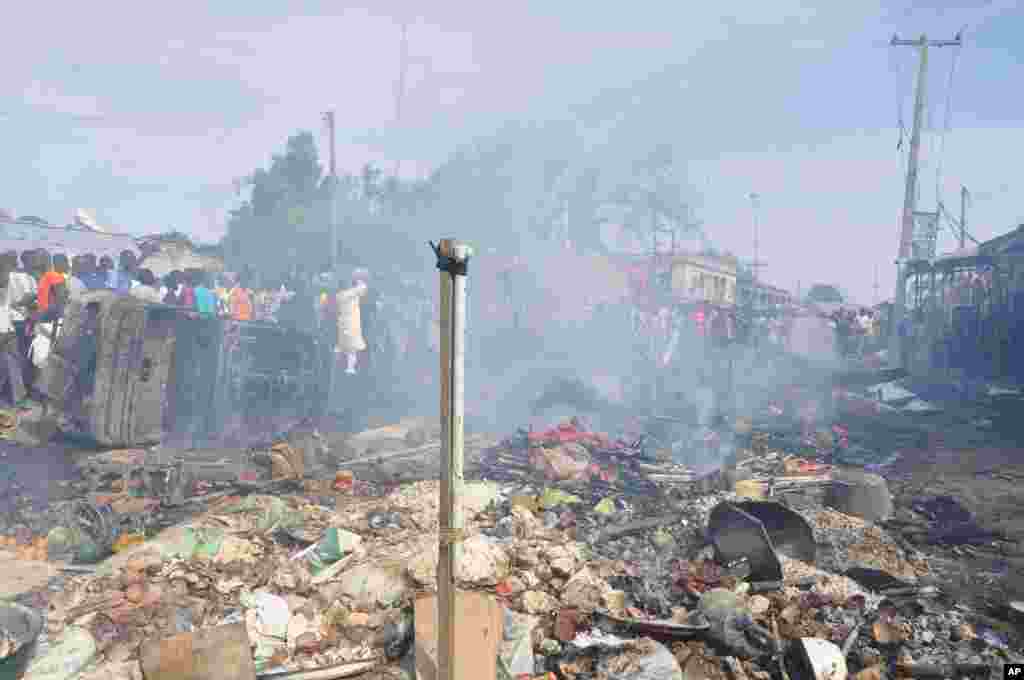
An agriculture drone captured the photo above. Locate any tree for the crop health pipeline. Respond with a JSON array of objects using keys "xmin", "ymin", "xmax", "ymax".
[{"xmin": 223, "ymin": 131, "xmax": 328, "ymax": 277}]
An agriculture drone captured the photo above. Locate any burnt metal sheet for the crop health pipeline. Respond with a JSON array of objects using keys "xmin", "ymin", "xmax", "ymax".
[
  {"xmin": 707, "ymin": 502, "xmax": 782, "ymax": 583},
  {"xmin": 734, "ymin": 501, "xmax": 817, "ymax": 565}
]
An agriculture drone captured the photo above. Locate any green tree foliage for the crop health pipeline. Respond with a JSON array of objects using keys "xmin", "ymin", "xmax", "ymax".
[
  {"xmin": 223, "ymin": 132, "xmax": 432, "ymax": 285},
  {"xmin": 223, "ymin": 131, "xmax": 327, "ymax": 277},
  {"xmin": 224, "ymin": 121, "xmax": 702, "ymax": 284},
  {"xmin": 424, "ymin": 122, "xmax": 700, "ymax": 255}
]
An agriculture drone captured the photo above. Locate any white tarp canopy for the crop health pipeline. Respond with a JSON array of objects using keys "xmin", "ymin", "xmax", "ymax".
[{"xmin": 139, "ymin": 246, "xmax": 224, "ymax": 278}]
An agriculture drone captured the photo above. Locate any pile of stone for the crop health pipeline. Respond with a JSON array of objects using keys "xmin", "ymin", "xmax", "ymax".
[{"xmin": 23, "ymin": 470, "xmax": 1022, "ymax": 680}]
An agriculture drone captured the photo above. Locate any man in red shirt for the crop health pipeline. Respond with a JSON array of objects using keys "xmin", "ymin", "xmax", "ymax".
[{"xmin": 37, "ymin": 253, "xmax": 69, "ymax": 313}]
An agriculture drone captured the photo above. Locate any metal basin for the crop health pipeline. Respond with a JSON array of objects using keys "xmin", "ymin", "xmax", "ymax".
[{"xmin": 0, "ymin": 602, "xmax": 43, "ymax": 679}]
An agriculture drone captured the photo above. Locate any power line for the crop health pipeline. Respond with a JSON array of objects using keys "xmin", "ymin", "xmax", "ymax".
[
  {"xmin": 938, "ymin": 201, "xmax": 980, "ymax": 245},
  {"xmin": 934, "ymin": 35, "xmax": 964, "ymax": 210}
]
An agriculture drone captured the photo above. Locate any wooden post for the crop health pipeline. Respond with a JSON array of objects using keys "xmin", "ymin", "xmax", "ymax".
[{"xmin": 434, "ymin": 238, "xmax": 472, "ymax": 680}]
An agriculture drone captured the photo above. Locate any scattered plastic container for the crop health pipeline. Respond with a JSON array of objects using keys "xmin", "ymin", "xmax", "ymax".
[{"xmin": 21, "ymin": 626, "xmax": 96, "ymax": 680}]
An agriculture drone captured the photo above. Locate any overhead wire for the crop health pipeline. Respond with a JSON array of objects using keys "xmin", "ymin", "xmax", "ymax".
[
  {"xmin": 934, "ymin": 35, "xmax": 964, "ymax": 215},
  {"xmin": 939, "ymin": 201, "xmax": 980, "ymax": 246}
]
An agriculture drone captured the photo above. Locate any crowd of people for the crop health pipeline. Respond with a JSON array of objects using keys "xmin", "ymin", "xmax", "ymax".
[
  {"xmin": 830, "ymin": 307, "xmax": 883, "ymax": 358},
  {"xmin": 0, "ymin": 245, "xmax": 384, "ymax": 411}
]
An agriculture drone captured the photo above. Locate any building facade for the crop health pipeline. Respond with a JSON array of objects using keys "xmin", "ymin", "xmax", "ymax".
[
  {"xmin": 668, "ymin": 253, "xmax": 738, "ymax": 306},
  {"xmin": 736, "ymin": 268, "xmax": 792, "ymax": 312}
]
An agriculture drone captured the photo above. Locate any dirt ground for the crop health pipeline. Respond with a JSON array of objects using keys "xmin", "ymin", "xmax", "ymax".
[
  {"xmin": 0, "ymin": 550, "xmax": 58, "ymax": 599},
  {"xmin": 886, "ymin": 444, "xmax": 1024, "ymax": 603}
]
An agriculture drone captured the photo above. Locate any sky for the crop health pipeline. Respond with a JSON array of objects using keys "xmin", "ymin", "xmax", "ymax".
[{"xmin": 1, "ymin": 0, "xmax": 1021, "ymax": 304}]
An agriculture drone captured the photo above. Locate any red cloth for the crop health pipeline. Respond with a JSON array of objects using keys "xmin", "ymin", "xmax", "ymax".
[{"xmin": 37, "ymin": 271, "xmax": 65, "ymax": 311}]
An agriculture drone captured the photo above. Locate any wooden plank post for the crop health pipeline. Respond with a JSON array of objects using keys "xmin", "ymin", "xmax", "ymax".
[{"xmin": 432, "ymin": 238, "xmax": 473, "ymax": 680}]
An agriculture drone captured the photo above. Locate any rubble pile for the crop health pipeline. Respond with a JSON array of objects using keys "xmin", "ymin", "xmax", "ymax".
[
  {"xmin": 10, "ymin": 414, "xmax": 1024, "ymax": 680},
  {"xmin": 481, "ymin": 418, "xmax": 694, "ymax": 495}
]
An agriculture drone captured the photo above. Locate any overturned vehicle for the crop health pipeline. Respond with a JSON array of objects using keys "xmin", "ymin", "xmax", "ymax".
[{"xmin": 39, "ymin": 291, "xmax": 326, "ymax": 447}]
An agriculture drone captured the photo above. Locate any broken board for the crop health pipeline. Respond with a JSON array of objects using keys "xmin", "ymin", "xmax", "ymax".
[{"xmin": 414, "ymin": 591, "xmax": 502, "ymax": 680}]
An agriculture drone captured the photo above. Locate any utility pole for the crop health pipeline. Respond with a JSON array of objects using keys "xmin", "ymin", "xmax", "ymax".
[
  {"xmin": 322, "ymin": 111, "xmax": 339, "ymax": 274},
  {"xmin": 960, "ymin": 185, "xmax": 968, "ymax": 250},
  {"xmin": 888, "ymin": 33, "xmax": 961, "ymax": 370},
  {"xmin": 393, "ymin": 20, "xmax": 409, "ymax": 178},
  {"xmin": 748, "ymin": 192, "xmax": 764, "ymax": 342},
  {"xmin": 323, "ymin": 110, "xmax": 339, "ymax": 406}
]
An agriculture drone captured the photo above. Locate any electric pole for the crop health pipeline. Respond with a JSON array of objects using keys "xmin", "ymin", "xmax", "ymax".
[
  {"xmin": 888, "ymin": 33, "xmax": 961, "ymax": 370},
  {"xmin": 323, "ymin": 110, "xmax": 340, "ymax": 406},
  {"xmin": 749, "ymin": 192, "xmax": 764, "ymax": 311},
  {"xmin": 393, "ymin": 20, "xmax": 409, "ymax": 178},
  {"xmin": 960, "ymin": 185, "xmax": 968, "ymax": 250},
  {"xmin": 323, "ymin": 110, "xmax": 338, "ymax": 275}
]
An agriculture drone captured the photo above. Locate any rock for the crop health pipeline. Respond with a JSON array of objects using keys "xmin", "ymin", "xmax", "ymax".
[
  {"xmin": 597, "ymin": 638, "xmax": 683, "ymax": 680},
  {"xmin": 517, "ymin": 546, "xmax": 540, "ymax": 567},
  {"xmin": 272, "ymin": 563, "xmax": 308, "ymax": 592},
  {"xmin": 550, "ymin": 557, "xmax": 576, "ymax": 578},
  {"xmin": 560, "ymin": 567, "xmax": 610, "ymax": 612},
  {"xmin": 521, "ymin": 591, "xmax": 559, "ymax": 615},
  {"xmin": 406, "ymin": 551, "xmax": 435, "ymax": 586},
  {"xmin": 539, "ymin": 639, "xmax": 562, "ymax": 656},
  {"xmin": 335, "ymin": 563, "xmax": 408, "ymax": 608},
  {"xmin": 952, "ymin": 623, "xmax": 975, "ymax": 641},
  {"xmin": 748, "ymin": 595, "xmax": 771, "ymax": 616},
  {"xmin": 872, "ymin": 620, "xmax": 904, "ymax": 645},
  {"xmin": 854, "ymin": 648, "xmax": 878, "ymax": 665},
  {"xmin": 287, "ymin": 613, "xmax": 322, "ymax": 651},
  {"xmin": 555, "ymin": 608, "xmax": 580, "ymax": 642},
  {"xmin": 293, "ymin": 631, "xmax": 319, "ymax": 654},
  {"xmin": 407, "ymin": 535, "xmax": 510, "ymax": 588},
  {"xmin": 520, "ymin": 571, "xmax": 540, "ymax": 589},
  {"xmin": 510, "ymin": 507, "xmax": 542, "ymax": 540},
  {"xmin": 501, "ymin": 576, "xmax": 526, "ymax": 596},
  {"xmin": 347, "ymin": 612, "xmax": 370, "ymax": 627},
  {"xmin": 284, "ymin": 595, "xmax": 311, "ymax": 618}
]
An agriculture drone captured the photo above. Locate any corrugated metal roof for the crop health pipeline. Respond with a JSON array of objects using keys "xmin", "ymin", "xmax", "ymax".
[{"xmin": 0, "ymin": 219, "xmax": 140, "ymax": 258}]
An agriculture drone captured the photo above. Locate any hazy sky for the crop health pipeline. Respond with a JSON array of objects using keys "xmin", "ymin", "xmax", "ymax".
[{"xmin": 1, "ymin": 1, "xmax": 1020, "ymax": 303}]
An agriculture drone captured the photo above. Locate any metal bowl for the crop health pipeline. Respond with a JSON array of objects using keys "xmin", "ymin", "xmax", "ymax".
[{"xmin": 0, "ymin": 602, "xmax": 43, "ymax": 679}]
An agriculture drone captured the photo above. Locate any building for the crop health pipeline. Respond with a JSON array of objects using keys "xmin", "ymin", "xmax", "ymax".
[
  {"xmin": 736, "ymin": 266, "xmax": 792, "ymax": 312},
  {"xmin": 667, "ymin": 252, "xmax": 739, "ymax": 306},
  {"xmin": 0, "ymin": 217, "xmax": 140, "ymax": 260},
  {"xmin": 901, "ymin": 223, "xmax": 1024, "ymax": 381}
]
